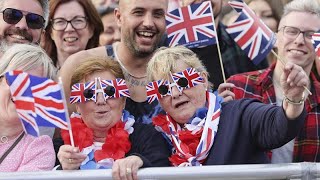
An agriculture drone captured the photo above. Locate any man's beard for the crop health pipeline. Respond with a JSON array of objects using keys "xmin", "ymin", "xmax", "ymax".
[
  {"xmin": 123, "ymin": 34, "xmax": 159, "ymax": 58},
  {"xmin": 0, "ymin": 39, "xmax": 10, "ymax": 54},
  {"xmin": 0, "ymin": 28, "xmax": 39, "ymax": 54}
]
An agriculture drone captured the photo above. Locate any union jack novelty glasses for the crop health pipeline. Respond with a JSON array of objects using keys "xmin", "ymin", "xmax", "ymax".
[
  {"xmin": 70, "ymin": 77, "xmax": 130, "ymax": 104},
  {"xmin": 146, "ymin": 68, "xmax": 204, "ymax": 104}
]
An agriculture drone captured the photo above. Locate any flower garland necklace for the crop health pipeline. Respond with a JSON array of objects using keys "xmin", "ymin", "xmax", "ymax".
[
  {"xmin": 61, "ymin": 110, "xmax": 135, "ymax": 169},
  {"xmin": 152, "ymin": 92, "xmax": 222, "ymax": 166}
]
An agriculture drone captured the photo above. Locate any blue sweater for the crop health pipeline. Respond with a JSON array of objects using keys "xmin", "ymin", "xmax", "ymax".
[{"xmin": 205, "ymin": 98, "xmax": 306, "ymax": 165}]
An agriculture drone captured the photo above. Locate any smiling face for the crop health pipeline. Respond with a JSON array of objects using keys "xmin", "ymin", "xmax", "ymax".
[
  {"xmin": 50, "ymin": 1, "xmax": 94, "ymax": 58},
  {"xmin": 276, "ymin": 11, "xmax": 320, "ymax": 71},
  {"xmin": 156, "ymin": 59, "xmax": 208, "ymax": 124},
  {"xmin": 0, "ymin": 0, "xmax": 44, "ymax": 46},
  {"xmin": 0, "ymin": 66, "xmax": 44, "ymax": 128},
  {"xmin": 115, "ymin": 0, "xmax": 167, "ymax": 57},
  {"xmin": 75, "ymin": 70, "xmax": 125, "ymax": 133}
]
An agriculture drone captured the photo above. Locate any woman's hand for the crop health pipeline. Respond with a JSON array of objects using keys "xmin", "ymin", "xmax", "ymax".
[
  {"xmin": 217, "ymin": 83, "xmax": 235, "ymax": 102},
  {"xmin": 57, "ymin": 145, "xmax": 86, "ymax": 170},
  {"xmin": 280, "ymin": 62, "xmax": 309, "ymax": 119},
  {"xmin": 112, "ymin": 155, "xmax": 143, "ymax": 180}
]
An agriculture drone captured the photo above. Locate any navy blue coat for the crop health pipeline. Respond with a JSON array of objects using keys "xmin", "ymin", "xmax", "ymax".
[{"xmin": 205, "ymin": 99, "xmax": 306, "ymax": 165}]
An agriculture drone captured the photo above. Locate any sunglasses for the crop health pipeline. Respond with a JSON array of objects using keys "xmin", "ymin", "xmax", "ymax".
[
  {"xmin": 157, "ymin": 77, "xmax": 189, "ymax": 96},
  {"xmin": 1, "ymin": 8, "xmax": 45, "ymax": 29},
  {"xmin": 146, "ymin": 68, "xmax": 204, "ymax": 103},
  {"xmin": 70, "ymin": 77, "xmax": 130, "ymax": 104}
]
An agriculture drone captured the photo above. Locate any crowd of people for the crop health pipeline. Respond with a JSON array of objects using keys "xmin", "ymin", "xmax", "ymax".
[{"xmin": 0, "ymin": 0, "xmax": 319, "ymax": 179}]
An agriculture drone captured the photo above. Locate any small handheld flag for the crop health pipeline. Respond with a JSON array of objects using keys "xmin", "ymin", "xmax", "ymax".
[
  {"xmin": 226, "ymin": 0, "xmax": 276, "ymax": 65},
  {"xmin": 166, "ymin": 1, "xmax": 217, "ymax": 48},
  {"xmin": 6, "ymin": 70, "xmax": 69, "ymax": 137}
]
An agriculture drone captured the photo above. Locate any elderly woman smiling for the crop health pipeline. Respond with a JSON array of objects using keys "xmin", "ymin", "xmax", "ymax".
[
  {"xmin": 0, "ymin": 44, "xmax": 57, "ymax": 171},
  {"xmin": 146, "ymin": 46, "xmax": 308, "ymax": 166},
  {"xmin": 57, "ymin": 57, "xmax": 170, "ymax": 179}
]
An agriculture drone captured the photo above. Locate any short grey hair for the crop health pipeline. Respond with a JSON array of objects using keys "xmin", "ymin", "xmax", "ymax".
[
  {"xmin": 0, "ymin": 44, "xmax": 57, "ymax": 80},
  {"xmin": 282, "ymin": 0, "xmax": 320, "ymax": 18},
  {"xmin": 0, "ymin": 0, "xmax": 49, "ymax": 28}
]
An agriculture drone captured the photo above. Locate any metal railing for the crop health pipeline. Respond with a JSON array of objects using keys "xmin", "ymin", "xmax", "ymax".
[{"xmin": 0, "ymin": 163, "xmax": 319, "ymax": 180}]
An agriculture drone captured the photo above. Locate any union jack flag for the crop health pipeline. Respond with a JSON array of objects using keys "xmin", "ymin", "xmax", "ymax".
[
  {"xmin": 166, "ymin": 1, "xmax": 217, "ymax": 48},
  {"xmin": 226, "ymin": 0, "xmax": 276, "ymax": 65},
  {"xmin": 5, "ymin": 70, "xmax": 68, "ymax": 137},
  {"xmin": 6, "ymin": 71, "xmax": 38, "ymax": 136},
  {"xmin": 30, "ymin": 75, "xmax": 68, "ymax": 130},
  {"xmin": 70, "ymin": 81, "xmax": 96, "ymax": 104},
  {"xmin": 312, "ymin": 31, "xmax": 320, "ymax": 58},
  {"xmin": 146, "ymin": 79, "xmax": 170, "ymax": 104},
  {"xmin": 171, "ymin": 68, "xmax": 204, "ymax": 92},
  {"xmin": 100, "ymin": 78, "xmax": 130, "ymax": 99}
]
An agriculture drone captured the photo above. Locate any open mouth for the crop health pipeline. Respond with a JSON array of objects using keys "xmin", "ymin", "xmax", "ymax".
[
  {"xmin": 64, "ymin": 37, "xmax": 78, "ymax": 43},
  {"xmin": 137, "ymin": 31, "xmax": 155, "ymax": 39},
  {"xmin": 288, "ymin": 49, "xmax": 307, "ymax": 55},
  {"xmin": 175, "ymin": 101, "xmax": 189, "ymax": 108},
  {"xmin": 9, "ymin": 34, "xmax": 27, "ymax": 40}
]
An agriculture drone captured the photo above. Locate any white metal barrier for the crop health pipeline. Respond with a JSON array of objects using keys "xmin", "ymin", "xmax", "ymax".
[{"xmin": 0, "ymin": 163, "xmax": 319, "ymax": 180}]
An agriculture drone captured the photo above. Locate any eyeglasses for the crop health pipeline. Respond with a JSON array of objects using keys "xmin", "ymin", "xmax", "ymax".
[
  {"xmin": 157, "ymin": 77, "xmax": 189, "ymax": 96},
  {"xmin": 146, "ymin": 68, "xmax": 204, "ymax": 103},
  {"xmin": 0, "ymin": 8, "xmax": 45, "ymax": 29},
  {"xmin": 82, "ymin": 83, "xmax": 116, "ymax": 99},
  {"xmin": 70, "ymin": 77, "xmax": 129, "ymax": 104},
  {"xmin": 51, "ymin": 16, "xmax": 87, "ymax": 31},
  {"xmin": 279, "ymin": 26, "xmax": 315, "ymax": 40}
]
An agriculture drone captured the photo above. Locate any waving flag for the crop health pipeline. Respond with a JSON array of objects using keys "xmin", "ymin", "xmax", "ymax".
[
  {"xmin": 100, "ymin": 78, "xmax": 130, "ymax": 99},
  {"xmin": 30, "ymin": 75, "xmax": 68, "ymax": 130},
  {"xmin": 166, "ymin": 1, "xmax": 217, "ymax": 48},
  {"xmin": 6, "ymin": 71, "xmax": 38, "ymax": 136},
  {"xmin": 226, "ymin": 0, "xmax": 276, "ymax": 65},
  {"xmin": 171, "ymin": 68, "xmax": 204, "ymax": 92},
  {"xmin": 70, "ymin": 81, "xmax": 96, "ymax": 104},
  {"xmin": 312, "ymin": 31, "xmax": 320, "ymax": 58},
  {"xmin": 146, "ymin": 80, "xmax": 170, "ymax": 104},
  {"xmin": 5, "ymin": 70, "xmax": 68, "ymax": 136}
]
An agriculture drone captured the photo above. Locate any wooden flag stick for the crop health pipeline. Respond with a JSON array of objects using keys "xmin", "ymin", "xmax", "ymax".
[
  {"xmin": 211, "ymin": 13, "xmax": 226, "ymax": 83},
  {"xmin": 271, "ymin": 50, "xmax": 312, "ymax": 95},
  {"xmin": 216, "ymin": 40, "xmax": 226, "ymax": 83},
  {"xmin": 58, "ymin": 77, "xmax": 75, "ymax": 147}
]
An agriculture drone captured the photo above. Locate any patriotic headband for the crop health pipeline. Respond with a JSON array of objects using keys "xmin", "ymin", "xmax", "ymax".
[
  {"xmin": 146, "ymin": 67, "xmax": 204, "ymax": 104},
  {"xmin": 70, "ymin": 77, "xmax": 130, "ymax": 104}
]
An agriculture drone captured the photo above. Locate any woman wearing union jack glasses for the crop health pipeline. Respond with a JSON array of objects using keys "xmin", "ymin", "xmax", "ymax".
[
  {"xmin": 146, "ymin": 46, "xmax": 308, "ymax": 166},
  {"xmin": 57, "ymin": 56, "xmax": 170, "ymax": 179}
]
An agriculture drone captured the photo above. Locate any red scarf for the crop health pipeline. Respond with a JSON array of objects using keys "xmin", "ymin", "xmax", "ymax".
[{"xmin": 61, "ymin": 114, "xmax": 131, "ymax": 162}]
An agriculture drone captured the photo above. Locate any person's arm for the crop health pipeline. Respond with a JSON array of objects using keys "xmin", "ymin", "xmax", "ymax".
[{"xmin": 18, "ymin": 135, "xmax": 55, "ymax": 171}]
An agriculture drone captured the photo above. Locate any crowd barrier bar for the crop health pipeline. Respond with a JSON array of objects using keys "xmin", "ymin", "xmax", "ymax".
[{"xmin": 0, "ymin": 162, "xmax": 319, "ymax": 180}]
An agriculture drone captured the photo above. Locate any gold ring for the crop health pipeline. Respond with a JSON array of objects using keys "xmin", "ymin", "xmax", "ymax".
[
  {"xmin": 126, "ymin": 168, "xmax": 132, "ymax": 174},
  {"xmin": 68, "ymin": 158, "xmax": 73, "ymax": 163}
]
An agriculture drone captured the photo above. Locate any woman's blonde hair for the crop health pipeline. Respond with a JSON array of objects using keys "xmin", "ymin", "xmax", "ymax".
[
  {"xmin": 71, "ymin": 56, "xmax": 124, "ymax": 87},
  {"xmin": 147, "ymin": 46, "xmax": 208, "ymax": 82},
  {"xmin": 0, "ymin": 44, "xmax": 57, "ymax": 79}
]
